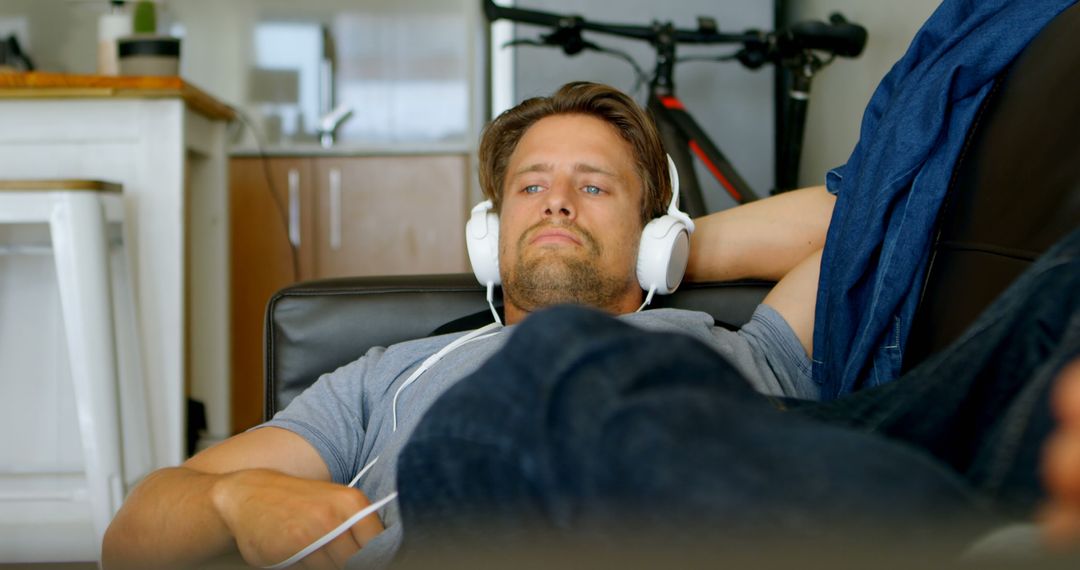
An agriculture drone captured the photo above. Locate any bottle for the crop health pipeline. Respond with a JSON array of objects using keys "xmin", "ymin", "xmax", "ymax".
[{"xmin": 97, "ymin": 0, "xmax": 132, "ymax": 76}]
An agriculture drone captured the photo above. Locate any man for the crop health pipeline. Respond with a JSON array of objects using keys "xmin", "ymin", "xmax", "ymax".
[
  {"xmin": 387, "ymin": 70, "xmax": 1080, "ymax": 562},
  {"xmin": 103, "ymin": 82, "xmax": 831, "ymax": 569}
]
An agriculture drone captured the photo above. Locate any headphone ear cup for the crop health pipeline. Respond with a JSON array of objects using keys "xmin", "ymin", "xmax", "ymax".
[
  {"xmin": 636, "ymin": 215, "xmax": 690, "ymax": 295},
  {"xmin": 466, "ymin": 205, "xmax": 501, "ymax": 286}
]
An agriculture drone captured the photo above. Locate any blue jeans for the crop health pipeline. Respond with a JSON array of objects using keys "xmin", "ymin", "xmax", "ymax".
[{"xmin": 394, "ymin": 228, "xmax": 1080, "ymax": 561}]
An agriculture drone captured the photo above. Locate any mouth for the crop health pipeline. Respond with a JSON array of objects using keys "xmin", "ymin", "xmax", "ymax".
[{"xmin": 529, "ymin": 227, "xmax": 584, "ymax": 247}]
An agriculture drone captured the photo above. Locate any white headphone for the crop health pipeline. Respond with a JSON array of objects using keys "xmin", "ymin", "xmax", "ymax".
[{"xmin": 466, "ymin": 154, "xmax": 695, "ymax": 297}]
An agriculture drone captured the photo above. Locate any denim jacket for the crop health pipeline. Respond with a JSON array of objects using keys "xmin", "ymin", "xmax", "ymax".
[{"xmin": 813, "ymin": 0, "xmax": 1076, "ymax": 400}]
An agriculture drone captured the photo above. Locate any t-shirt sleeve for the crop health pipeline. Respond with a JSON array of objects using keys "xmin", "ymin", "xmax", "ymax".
[
  {"xmin": 738, "ymin": 304, "xmax": 817, "ymax": 399},
  {"xmin": 257, "ymin": 349, "xmax": 381, "ymax": 484},
  {"xmin": 702, "ymin": 304, "xmax": 817, "ymax": 399}
]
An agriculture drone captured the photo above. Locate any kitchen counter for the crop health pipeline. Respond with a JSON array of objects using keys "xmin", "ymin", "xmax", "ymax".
[{"xmin": 0, "ymin": 71, "xmax": 235, "ymax": 121}]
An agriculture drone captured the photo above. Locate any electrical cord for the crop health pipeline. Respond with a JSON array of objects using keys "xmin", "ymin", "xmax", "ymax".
[
  {"xmin": 589, "ymin": 43, "xmax": 650, "ymax": 96},
  {"xmin": 231, "ymin": 108, "xmax": 302, "ymax": 283}
]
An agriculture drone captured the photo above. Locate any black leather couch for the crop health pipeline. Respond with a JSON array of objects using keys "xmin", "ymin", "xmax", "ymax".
[
  {"xmin": 264, "ymin": 3, "xmax": 1080, "ymax": 418},
  {"xmin": 263, "ymin": 277, "xmax": 772, "ymax": 417}
]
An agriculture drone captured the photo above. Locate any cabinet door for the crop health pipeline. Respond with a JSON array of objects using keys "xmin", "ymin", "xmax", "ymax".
[
  {"xmin": 312, "ymin": 155, "xmax": 470, "ymax": 278},
  {"xmin": 229, "ymin": 157, "xmax": 314, "ymax": 433}
]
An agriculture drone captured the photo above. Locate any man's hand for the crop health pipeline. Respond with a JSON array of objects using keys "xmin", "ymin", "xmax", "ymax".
[
  {"xmin": 212, "ymin": 469, "xmax": 385, "ymax": 569},
  {"xmin": 102, "ymin": 427, "xmax": 378, "ymax": 570}
]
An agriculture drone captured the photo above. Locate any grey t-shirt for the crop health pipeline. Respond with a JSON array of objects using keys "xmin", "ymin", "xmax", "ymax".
[{"xmin": 262, "ymin": 305, "xmax": 813, "ymax": 568}]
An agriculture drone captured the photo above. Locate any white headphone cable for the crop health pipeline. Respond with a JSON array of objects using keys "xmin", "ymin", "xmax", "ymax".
[
  {"xmin": 636, "ymin": 285, "xmax": 657, "ymax": 312},
  {"xmin": 268, "ymin": 274, "xmax": 510, "ymax": 566},
  {"xmin": 486, "ymin": 281, "xmax": 503, "ymax": 326},
  {"xmin": 391, "ymin": 319, "xmax": 503, "ymax": 432},
  {"xmin": 260, "ymin": 491, "xmax": 399, "ymax": 569},
  {"xmin": 346, "ymin": 456, "xmax": 379, "ymax": 488},
  {"xmin": 259, "ymin": 455, "xmax": 387, "ymax": 568}
]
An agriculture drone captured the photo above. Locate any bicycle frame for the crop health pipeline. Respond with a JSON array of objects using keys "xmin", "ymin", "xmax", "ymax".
[
  {"xmin": 643, "ymin": 25, "xmax": 758, "ymax": 217},
  {"xmin": 650, "ymin": 67, "xmax": 818, "ymax": 217},
  {"xmin": 648, "ymin": 90, "xmax": 758, "ymax": 218}
]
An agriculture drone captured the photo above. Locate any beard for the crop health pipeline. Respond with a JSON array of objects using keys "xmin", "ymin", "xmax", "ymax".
[{"xmin": 501, "ymin": 221, "xmax": 636, "ymax": 313}]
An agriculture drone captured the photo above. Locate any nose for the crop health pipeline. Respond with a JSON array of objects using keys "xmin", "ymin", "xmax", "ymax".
[{"xmin": 542, "ymin": 178, "xmax": 576, "ymax": 220}]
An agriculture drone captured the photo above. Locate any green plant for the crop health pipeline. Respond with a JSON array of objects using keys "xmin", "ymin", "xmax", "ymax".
[{"xmin": 132, "ymin": 0, "xmax": 157, "ymax": 35}]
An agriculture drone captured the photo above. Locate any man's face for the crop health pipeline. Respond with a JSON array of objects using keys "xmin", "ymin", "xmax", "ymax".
[{"xmin": 498, "ymin": 113, "xmax": 645, "ymax": 324}]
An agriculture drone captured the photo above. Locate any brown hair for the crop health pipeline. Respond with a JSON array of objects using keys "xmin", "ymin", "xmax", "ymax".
[{"xmin": 478, "ymin": 81, "xmax": 670, "ymax": 224}]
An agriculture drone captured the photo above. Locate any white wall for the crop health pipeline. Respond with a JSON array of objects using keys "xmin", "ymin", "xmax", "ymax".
[
  {"xmin": 783, "ymin": 0, "xmax": 940, "ymax": 187},
  {"xmin": 0, "ymin": 0, "xmax": 97, "ymax": 73}
]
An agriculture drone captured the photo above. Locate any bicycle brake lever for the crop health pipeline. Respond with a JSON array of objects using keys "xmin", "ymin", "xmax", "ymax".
[
  {"xmin": 736, "ymin": 47, "xmax": 768, "ymax": 69},
  {"xmin": 502, "ymin": 38, "xmax": 545, "ymax": 49},
  {"xmin": 541, "ymin": 26, "xmax": 590, "ymax": 56}
]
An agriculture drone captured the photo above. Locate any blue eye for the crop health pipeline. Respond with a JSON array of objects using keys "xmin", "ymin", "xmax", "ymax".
[
  {"xmin": 583, "ymin": 185, "xmax": 603, "ymax": 195},
  {"xmin": 524, "ymin": 185, "xmax": 543, "ymax": 194}
]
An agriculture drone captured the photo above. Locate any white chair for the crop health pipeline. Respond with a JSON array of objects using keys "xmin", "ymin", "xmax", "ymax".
[{"xmin": 0, "ymin": 180, "xmax": 149, "ymax": 563}]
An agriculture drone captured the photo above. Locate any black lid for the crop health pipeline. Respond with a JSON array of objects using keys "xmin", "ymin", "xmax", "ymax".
[{"xmin": 118, "ymin": 37, "xmax": 180, "ymax": 58}]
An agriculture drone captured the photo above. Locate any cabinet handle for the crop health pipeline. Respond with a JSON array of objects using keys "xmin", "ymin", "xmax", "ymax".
[
  {"xmin": 328, "ymin": 168, "xmax": 342, "ymax": 251},
  {"xmin": 287, "ymin": 168, "xmax": 300, "ymax": 248}
]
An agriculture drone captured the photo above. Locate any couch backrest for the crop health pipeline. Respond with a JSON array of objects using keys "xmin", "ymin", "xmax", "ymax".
[
  {"xmin": 903, "ymin": 2, "xmax": 1080, "ymax": 370},
  {"xmin": 264, "ymin": 275, "xmax": 770, "ymax": 418}
]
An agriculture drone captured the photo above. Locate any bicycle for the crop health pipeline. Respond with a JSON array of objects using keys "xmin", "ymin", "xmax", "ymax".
[{"xmin": 483, "ymin": 0, "xmax": 867, "ymax": 217}]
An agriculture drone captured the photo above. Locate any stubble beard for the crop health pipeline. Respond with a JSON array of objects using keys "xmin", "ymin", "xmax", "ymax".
[{"xmin": 501, "ymin": 222, "xmax": 636, "ymax": 314}]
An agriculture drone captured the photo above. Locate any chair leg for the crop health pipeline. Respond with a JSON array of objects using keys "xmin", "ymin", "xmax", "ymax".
[
  {"xmin": 108, "ymin": 214, "xmax": 154, "ymax": 488},
  {"xmin": 49, "ymin": 191, "xmax": 124, "ymax": 559}
]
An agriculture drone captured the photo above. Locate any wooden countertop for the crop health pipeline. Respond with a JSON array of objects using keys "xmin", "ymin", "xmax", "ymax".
[
  {"xmin": 0, "ymin": 72, "xmax": 235, "ymax": 122},
  {"xmin": 0, "ymin": 179, "xmax": 122, "ymax": 192}
]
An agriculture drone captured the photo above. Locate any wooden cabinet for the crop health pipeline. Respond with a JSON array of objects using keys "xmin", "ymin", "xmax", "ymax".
[
  {"xmin": 229, "ymin": 154, "xmax": 470, "ymax": 432},
  {"xmin": 312, "ymin": 156, "xmax": 472, "ymax": 278}
]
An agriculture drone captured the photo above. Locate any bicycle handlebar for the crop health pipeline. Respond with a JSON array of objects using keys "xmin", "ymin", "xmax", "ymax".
[
  {"xmin": 784, "ymin": 15, "xmax": 867, "ymax": 58},
  {"xmin": 485, "ymin": 0, "xmax": 755, "ymax": 44},
  {"xmin": 483, "ymin": 0, "xmax": 867, "ymax": 59}
]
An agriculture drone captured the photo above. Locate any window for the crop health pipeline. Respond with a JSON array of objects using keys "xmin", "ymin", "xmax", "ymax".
[{"xmin": 250, "ymin": 2, "xmax": 471, "ymax": 145}]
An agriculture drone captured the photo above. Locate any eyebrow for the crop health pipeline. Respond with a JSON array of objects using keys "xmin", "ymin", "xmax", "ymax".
[{"xmin": 512, "ymin": 162, "xmax": 619, "ymax": 178}]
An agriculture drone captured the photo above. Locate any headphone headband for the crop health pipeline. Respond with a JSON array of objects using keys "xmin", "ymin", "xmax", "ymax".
[{"xmin": 664, "ymin": 155, "xmax": 695, "ymax": 233}]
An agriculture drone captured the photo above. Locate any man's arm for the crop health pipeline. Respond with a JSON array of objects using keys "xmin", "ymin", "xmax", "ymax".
[
  {"xmin": 685, "ymin": 185, "xmax": 834, "ymax": 282},
  {"xmin": 686, "ymin": 185, "xmax": 835, "ymax": 357},
  {"xmin": 102, "ymin": 426, "xmax": 383, "ymax": 570},
  {"xmin": 761, "ymin": 247, "xmax": 823, "ymax": 357}
]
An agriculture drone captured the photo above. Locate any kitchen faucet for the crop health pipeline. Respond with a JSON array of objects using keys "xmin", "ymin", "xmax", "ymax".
[
  {"xmin": 317, "ymin": 103, "xmax": 353, "ymax": 148},
  {"xmin": 316, "ymin": 24, "xmax": 351, "ymax": 148}
]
